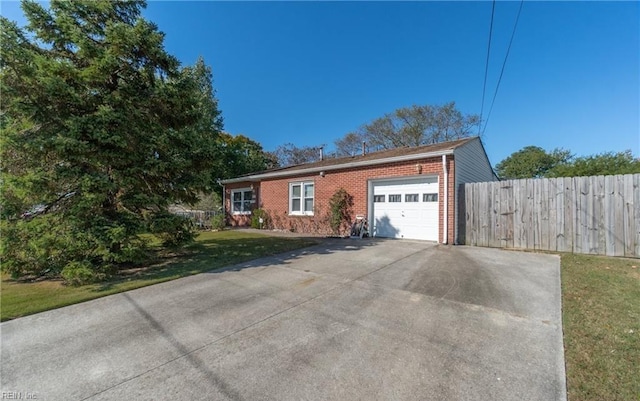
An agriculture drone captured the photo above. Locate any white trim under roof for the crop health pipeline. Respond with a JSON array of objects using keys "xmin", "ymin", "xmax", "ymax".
[{"xmin": 221, "ymin": 148, "xmax": 455, "ymax": 184}]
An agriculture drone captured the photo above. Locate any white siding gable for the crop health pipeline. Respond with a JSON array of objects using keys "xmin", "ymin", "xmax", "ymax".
[
  {"xmin": 453, "ymin": 137, "xmax": 496, "ymax": 244},
  {"xmin": 453, "ymin": 137, "xmax": 496, "ymax": 186}
]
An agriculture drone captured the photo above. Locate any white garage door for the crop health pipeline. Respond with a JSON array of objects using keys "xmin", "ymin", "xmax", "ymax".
[{"xmin": 371, "ymin": 177, "xmax": 439, "ymax": 241}]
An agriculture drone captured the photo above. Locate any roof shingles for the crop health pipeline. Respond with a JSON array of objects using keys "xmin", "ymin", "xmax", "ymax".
[{"xmin": 223, "ymin": 137, "xmax": 476, "ymax": 183}]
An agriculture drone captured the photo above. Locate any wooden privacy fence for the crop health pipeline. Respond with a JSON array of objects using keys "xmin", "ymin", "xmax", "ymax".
[{"xmin": 462, "ymin": 174, "xmax": 640, "ymax": 257}]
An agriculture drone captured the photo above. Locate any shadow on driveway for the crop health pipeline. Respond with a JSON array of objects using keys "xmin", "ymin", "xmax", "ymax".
[{"xmin": 121, "ymin": 293, "xmax": 246, "ymax": 401}]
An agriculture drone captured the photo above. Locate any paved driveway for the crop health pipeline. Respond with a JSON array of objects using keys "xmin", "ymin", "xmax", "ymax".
[{"xmin": 1, "ymin": 239, "xmax": 565, "ymax": 401}]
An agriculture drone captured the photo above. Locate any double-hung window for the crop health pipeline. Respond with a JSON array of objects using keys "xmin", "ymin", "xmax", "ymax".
[
  {"xmin": 231, "ymin": 188, "xmax": 253, "ymax": 214},
  {"xmin": 289, "ymin": 182, "xmax": 314, "ymax": 215}
]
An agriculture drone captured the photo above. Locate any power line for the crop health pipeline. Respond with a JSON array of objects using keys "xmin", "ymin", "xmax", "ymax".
[
  {"xmin": 482, "ymin": 0, "xmax": 525, "ymax": 135},
  {"xmin": 478, "ymin": 0, "xmax": 496, "ymax": 135}
]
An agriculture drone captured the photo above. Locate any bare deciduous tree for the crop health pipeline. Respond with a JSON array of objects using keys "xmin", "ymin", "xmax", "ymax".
[{"xmin": 349, "ymin": 102, "xmax": 480, "ymax": 150}]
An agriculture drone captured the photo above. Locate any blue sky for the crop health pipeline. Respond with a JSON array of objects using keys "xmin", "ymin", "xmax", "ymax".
[{"xmin": 2, "ymin": 1, "xmax": 638, "ymax": 166}]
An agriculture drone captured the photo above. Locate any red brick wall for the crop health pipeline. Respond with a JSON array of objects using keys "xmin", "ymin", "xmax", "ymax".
[
  {"xmin": 446, "ymin": 156, "xmax": 455, "ymax": 244},
  {"xmin": 225, "ymin": 155, "xmax": 456, "ymax": 243}
]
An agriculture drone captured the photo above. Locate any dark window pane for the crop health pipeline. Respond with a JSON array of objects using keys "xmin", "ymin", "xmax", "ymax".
[
  {"xmin": 373, "ymin": 195, "xmax": 385, "ymax": 203},
  {"xmin": 291, "ymin": 199, "xmax": 301, "ymax": 212},
  {"xmin": 423, "ymin": 193, "xmax": 438, "ymax": 202},
  {"xmin": 405, "ymin": 194, "xmax": 419, "ymax": 202},
  {"xmin": 304, "ymin": 198, "xmax": 314, "ymax": 212},
  {"xmin": 291, "ymin": 185, "xmax": 301, "ymax": 198},
  {"xmin": 389, "ymin": 195, "xmax": 401, "ymax": 202},
  {"xmin": 304, "ymin": 184, "xmax": 314, "ymax": 198}
]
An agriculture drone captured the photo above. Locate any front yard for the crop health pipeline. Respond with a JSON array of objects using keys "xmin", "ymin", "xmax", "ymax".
[
  {"xmin": 2, "ymin": 234, "xmax": 638, "ymax": 400},
  {"xmin": 0, "ymin": 230, "xmax": 317, "ymax": 321}
]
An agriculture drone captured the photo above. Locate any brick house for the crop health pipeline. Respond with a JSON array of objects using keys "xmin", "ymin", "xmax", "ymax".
[{"xmin": 220, "ymin": 137, "xmax": 496, "ymax": 244}]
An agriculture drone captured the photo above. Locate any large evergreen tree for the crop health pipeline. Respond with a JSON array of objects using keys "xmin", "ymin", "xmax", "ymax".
[{"xmin": 0, "ymin": 1, "xmax": 222, "ymax": 282}]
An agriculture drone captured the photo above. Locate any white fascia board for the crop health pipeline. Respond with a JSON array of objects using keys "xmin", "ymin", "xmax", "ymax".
[{"xmin": 220, "ymin": 149, "xmax": 455, "ymax": 184}]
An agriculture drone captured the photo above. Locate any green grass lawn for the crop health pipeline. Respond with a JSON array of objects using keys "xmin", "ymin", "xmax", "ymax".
[
  {"xmin": 0, "ymin": 230, "xmax": 318, "ymax": 321},
  {"xmin": 561, "ymin": 253, "xmax": 640, "ymax": 401}
]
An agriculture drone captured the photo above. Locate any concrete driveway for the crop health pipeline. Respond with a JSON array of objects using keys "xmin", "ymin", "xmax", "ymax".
[{"xmin": 1, "ymin": 239, "xmax": 565, "ymax": 401}]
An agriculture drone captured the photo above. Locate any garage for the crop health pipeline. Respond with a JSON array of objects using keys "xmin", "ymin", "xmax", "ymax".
[{"xmin": 370, "ymin": 176, "xmax": 439, "ymax": 241}]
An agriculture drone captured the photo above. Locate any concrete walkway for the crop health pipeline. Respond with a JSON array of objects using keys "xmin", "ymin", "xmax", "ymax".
[{"xmin": 1, "ymin": 239, "xmax": 566, "ymax": 401}]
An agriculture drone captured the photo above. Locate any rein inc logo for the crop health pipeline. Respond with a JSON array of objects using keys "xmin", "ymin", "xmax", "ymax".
[{"xmin": 2, "ymin": 392, "xmax": 37, "ymax": 400}]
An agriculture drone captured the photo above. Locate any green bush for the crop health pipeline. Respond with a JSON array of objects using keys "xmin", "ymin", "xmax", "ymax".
[
  {"xmin": 1, "ymin": 215, "xmax": 72, "ymax": 279},
  {"xmin": 1, "ymin": 211, "xmax": 148, "ymax": 281},
  {"xmin": 250, "ymin": 209, "xmax": 270, "ymax": 229},
  {"xmin": 210, "ymin": 213, "xmax": 226, "ymax": 231},
  {"xmin": 329, "ymin": 188, "xmax": 353, "ymax": 235},
  {"xmin": 148, "ymin": 213, "xmax": 196, "ymax": 247},
  {"xmin": 61, "ymin": 260, "xmax": 103, "ymax": 286}
]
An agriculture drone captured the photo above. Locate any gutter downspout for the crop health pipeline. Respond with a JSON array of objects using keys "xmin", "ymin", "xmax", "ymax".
[
  {"xmin": 222, "ymin": 184, "xmax": 226, "ymax": 225},
  {"xmin": 442, "ymin": 155, "xmax": 448, "ymax": 245}
]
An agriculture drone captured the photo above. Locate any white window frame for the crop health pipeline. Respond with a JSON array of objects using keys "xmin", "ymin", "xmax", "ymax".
[
  {"xmin": 231, "ymin": 188, "xmax": 253, "ymax": 215},
  {"xmin": 289, "ymin": 181, "xmax": 314, "ymax": 216}
]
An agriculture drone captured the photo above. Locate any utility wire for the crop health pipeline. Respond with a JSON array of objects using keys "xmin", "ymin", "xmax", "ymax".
[
  {"xmin": 482, "ymin": 0, "xmax": 525, "ymax": 135},
  {"xmin": 478, "ymin": 0, "xmax": 496, "ymax": 135}
]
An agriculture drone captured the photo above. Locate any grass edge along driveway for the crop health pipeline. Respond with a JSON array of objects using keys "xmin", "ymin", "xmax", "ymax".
[
  {"xmin": 561, "ymin": 253, "xmax": 639, "ymax": 401},
  {"xmin": 0, "ymin": 230, "xmax": 318, "ymax": 322}
]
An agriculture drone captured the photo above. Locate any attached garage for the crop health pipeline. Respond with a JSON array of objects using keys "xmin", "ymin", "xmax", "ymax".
[
  {"xmin": 222, "ymin": 137, "xmax": 497, "ymax": 244},
  {"xmin": 370, "ymin": 176, "xmax": 439, "ymax": 241}
]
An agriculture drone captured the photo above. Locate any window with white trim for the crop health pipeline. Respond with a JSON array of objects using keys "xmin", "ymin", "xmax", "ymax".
[
  {"xmin": 231, "ymin": 188, "xmax": 253, "ymax": 214},
  {"xmin": 289, "ymin": 182, "xmax": 314, "ymax": 215}
]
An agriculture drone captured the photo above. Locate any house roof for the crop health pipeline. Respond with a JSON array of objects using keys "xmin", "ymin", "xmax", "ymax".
[{"xmin": 221, "ymin": 136, "xmax": 478, "ymax": 184}]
